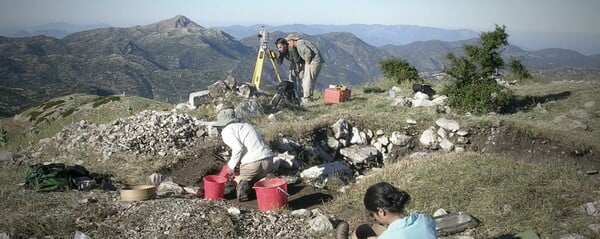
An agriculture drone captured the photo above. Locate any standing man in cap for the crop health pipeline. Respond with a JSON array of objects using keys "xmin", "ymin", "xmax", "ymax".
[
  {"xmin": 285, "ymin": 33, "xmax": 324, "ymax": 103},
  {"xmin": 213, "ymin": 109, "xmax": 274, "ymax": 201}
]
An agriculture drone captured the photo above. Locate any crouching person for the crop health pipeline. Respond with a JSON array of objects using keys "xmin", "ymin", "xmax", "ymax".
[
  {"xmin": 213, "ymin": 109, "xmax": 274, "ymax": 201},
  {"xmin": 353, "ymin": 182, "xmax": 437, "ymax": 239}
]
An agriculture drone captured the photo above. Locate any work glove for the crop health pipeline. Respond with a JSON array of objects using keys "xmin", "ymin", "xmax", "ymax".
[{"xmin": 219, "ymin": 164, "xmax": 235, "ymax": 180}]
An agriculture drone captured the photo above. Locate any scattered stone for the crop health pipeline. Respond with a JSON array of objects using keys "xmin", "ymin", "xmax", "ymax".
[
  {"xmin": 434, "ymin": 212, "xmax": 478, "ymax": 236},
  {"xmin": 237, "ymin": 84, "xmax": 253, "ymax": 98},
  {"xmin": 339, "ymin": 145, "xmax": 378, "ymax": 165},
  {"xmin": 413, "ymin": 91, "xmax": 430, "ymax": 100},
  {"xmin": 282, "ymin": 175, "xmax": 300, "ymax": 184},
  {"xmin": 583, "ymin": 200, "xmax": 600, "ymax": 216},
  {"xmin": 431, "ymin": 95, "xmax": 448, "ymax": 105},
  {"xmin": 188, "ymin": 90, "xmax": 211, "ymax": 108},
  {"xmin": 331, "ymin": 118, "xmax": 350, "ymax": 140},
  {"xmin": 308, "ymin": 215, "xmax": 333, "ymax": 232},
  {"xmin": 207, "ymin": 80, "xmax": 229, "ymax": 97},
  {"xmin": 390, "ymin": 131, "xmax": 411, "ymax": 146},
  {"xmin": 559, "ymin": 234, "xmax": 584, "ymax": 239},
  {"xmin": 409, "ymin": 152, "xmax": 428, "ymax": 160},
  {"xmin": 291, "ymin": 209, "xmax": 311, "ymax": 217},
  {"xmin": 157, "ymin": 182, "xmax": 184, "ymax": 196},
  {"xmin": 300, "ymin": 161, "xmax": 352, "ymax": 181},
  {"xmin": 586, "ymin": 170, "xmax": 598, "ymax": 175},
  {"xmin": 183, "ymin": 186, "xmax": 199, "ymax": 195},
  {"xmin": 406, "ymin": 118, "xmax": 417, "ymax": 124},
  {"xmin": 502, "ymin": 204, "xmax": 512, "ymax": 215},
  {"xmin": 223, "ymin": 75, "xmax": 237, "ymax": 90},
  {"xmin": 433, "ymin": 208, "xmax": 448, "ymax": 217},
  {"xmin": 0, "ymin": 151, "xmax": 13, "ymax": 163},
  {"xmin": 419, "ymin": 127, "xmax": 437, "ymax": 149},
  {"xmin": 588, "ymin": 224, "xmax": 600, "ymax": 234},
  {"xmin": 439, "ymin": 138, "xmax": 454, "ymax": 152},
  {"xmin": 391, "ymin": 96, "xmax": 412, "ymax": 107},
  {"xmin": 149, "ymin": 173, "xmax": 173, "ymax": 186},
  {"xmin": 569, "ymin": 109, "xmax": 590, "ymax": 119},
  {"xmin": 227, "ymin": 206, "xmax": 241, "ymax": 216},
  {"xmin": 350, "ymin": 127, "xmax": 367, "ymax": 145},
  {"xmin": 79, "ymin": 197, "xmax": 98, "ymax": 204},
  {"xmin": 435, "ymin": 118, "xmax": 460, "ymax": 132},
  {"xmin": 273, "ymin": 152, "xmax": 298, "ymax": 170}
]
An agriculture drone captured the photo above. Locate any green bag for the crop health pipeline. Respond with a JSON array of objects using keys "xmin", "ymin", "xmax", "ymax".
[{"xmin": 25, "ymin": 163, "xmax": 71, "ymax": 192}]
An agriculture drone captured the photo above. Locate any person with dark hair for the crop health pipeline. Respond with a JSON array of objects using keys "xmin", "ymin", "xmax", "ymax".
[
  {"xmin": 275, "ymin": 37, "xmax": 304, "ymax": 99},
  {"xmin": 356, "ymin": 182, "xmax": 437, "ymax": 239}
]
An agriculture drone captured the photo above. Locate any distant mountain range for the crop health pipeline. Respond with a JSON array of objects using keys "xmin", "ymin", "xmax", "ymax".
[
  {"xmin": 217, "ymin": 24, "xmax": 479, "ymax": 47},
  {"xmin": 0, "ymin": 15, "xmax": 598, "ymax": 117},
  {"xmin": 1, "ymin": 22, "xmax": 111, "ymax": 39}
]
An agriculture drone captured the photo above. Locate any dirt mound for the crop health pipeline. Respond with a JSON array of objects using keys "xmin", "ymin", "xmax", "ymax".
[{"xmin": 472, "ymin": 122, "xmax": 598, "ymax": 174}]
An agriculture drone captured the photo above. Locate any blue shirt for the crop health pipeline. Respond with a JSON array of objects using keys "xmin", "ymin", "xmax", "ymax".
[{"xmin": 378, "ymin": 213, "xmax": 438, "ymax": 239}]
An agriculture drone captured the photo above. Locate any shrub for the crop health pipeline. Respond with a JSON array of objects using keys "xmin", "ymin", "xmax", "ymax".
[
  {"xmin": 379, "ymin": 58, "xmax": 422, "ymax": 88},
  {"xmin": 42, "ymin": 100, "xmax": 65, "ymax": 110},
  {"xmin": 443, "ymin": 25, "xmax": 514, "ymax": 114},
  {"xmin": 507, "ymin": 58, "xmax": 531, "ymax": 79},
  {"xmin": 28, "ymin": 111, "xmax": 43, "ymax": 121},
  {"xmin": 92, "ymin": 96, "xmax": 121, "ymax": 108}
]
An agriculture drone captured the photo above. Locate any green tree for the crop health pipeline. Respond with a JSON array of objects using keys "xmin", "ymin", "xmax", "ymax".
[
  {"xmin": 507, "ymin": 58, "xmax": 531, "ymax": 79},
  {"xmin": 443, "ymin": 25, "xmax": 514, "ymax": 114},
  {"xmin": 379, "ymin": 58, "xmax": 421, "ymax": 88}
]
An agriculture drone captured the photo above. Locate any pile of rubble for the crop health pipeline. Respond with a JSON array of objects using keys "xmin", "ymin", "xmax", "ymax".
[
  {"xmin": 78, "ymin": 196, "xmax": 332, "ymax": 238},
  {"xmin": 32, "ymin": 110, "xmax": 215, "ymax": 161},
  {"xmin": 277, "ymin": 117, "xmax": 471, "ymax": 188}
]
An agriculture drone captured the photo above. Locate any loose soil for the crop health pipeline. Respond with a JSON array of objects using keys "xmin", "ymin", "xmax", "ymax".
[
  {"xmin": 160, "ymin": 122, "xmax": 598, "ymax": 214},
  {"xmin": 470, "ymin": 123, "xmax": 599, "ymax": 176},
  {"xmin": 160, "ymin": 145, "xmax": 334, "ymax": 211}
]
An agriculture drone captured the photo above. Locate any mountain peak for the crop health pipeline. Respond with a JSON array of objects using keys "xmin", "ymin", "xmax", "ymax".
[{"xmin": 142, "ymin": 15, "xmax": 203, "ymax": 32}]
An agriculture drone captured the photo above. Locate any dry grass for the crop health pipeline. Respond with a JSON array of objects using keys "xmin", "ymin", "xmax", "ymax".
[
  {"xmin": 326, "ymin": 153, "xmax": 599, "ymax": 238},
  {"xmin": 0, "ymin": 79, "xmax": 599, "ymax": 238}
]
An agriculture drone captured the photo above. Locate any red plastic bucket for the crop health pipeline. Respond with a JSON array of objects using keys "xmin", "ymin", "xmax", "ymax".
[
  {"xmin": 203, "ymin": 175, "xmax": 227, "ymax": 200},
  {"xmin": 253, "ymin": 178, "xmax": 288, "ymax": 212}
]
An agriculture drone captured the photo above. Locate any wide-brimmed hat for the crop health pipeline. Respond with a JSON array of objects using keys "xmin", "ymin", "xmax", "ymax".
[
  {"xmin": 285, "ymin": 33, "xmax": 301, "ymax": 41},
  {"xmin": 213, "ymin": 109, "xmax": 238, "ymax": 127}
]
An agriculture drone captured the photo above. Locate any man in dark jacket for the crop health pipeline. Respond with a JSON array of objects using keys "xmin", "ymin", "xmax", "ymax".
[{"xmin": 275, "ymin": 37, "xmax": 304, "ymax": 99}]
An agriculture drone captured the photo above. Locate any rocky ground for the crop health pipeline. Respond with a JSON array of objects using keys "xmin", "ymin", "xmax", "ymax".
[
  {"xmin": 4, "ymin": 94, "xmax": 598, "ymax": 238},
  {"xmin": 73, "ymin": 190, "xmax": 337, "ymax": 239}
]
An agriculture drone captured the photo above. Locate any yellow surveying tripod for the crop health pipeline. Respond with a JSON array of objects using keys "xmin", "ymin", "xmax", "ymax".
[{"xmin": 251, "ymin": 26, "xmax": 282, "ymax": 90}]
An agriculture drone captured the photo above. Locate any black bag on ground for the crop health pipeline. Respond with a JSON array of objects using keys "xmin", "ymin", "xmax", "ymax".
[
  {"xmin": 412, "ymin": 83, "xmax": 436, "ymax": 97},
  {"xmin": 24, "ymin": 163, "xmax": 90, "ymax": 192},
  {"xmin": 272, "ymin": 81, "xmax": 299, "ymax": 107}
]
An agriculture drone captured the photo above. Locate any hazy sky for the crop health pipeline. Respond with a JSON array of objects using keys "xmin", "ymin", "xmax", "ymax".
[{"xmin": 1, "ymin": 0, "xmax": 599, "ymax": 53}]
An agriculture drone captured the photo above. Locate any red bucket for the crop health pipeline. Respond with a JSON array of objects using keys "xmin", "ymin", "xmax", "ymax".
[
  {"xmin": 203, "ymin": 175, "xmax": 227, "ymax": 200},
  {"xmin": 253, "ymin": 178, "xmax": 288, "ymax": 212}
]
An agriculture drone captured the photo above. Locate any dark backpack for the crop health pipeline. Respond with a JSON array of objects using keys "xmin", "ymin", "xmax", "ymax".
[
  {"xmin": 25, "ymin": 163, "xmax": 90, "ymax": 192},
  {"xmin": 272, "ymin": 81, "xmax": 299, "ymax": 107}
]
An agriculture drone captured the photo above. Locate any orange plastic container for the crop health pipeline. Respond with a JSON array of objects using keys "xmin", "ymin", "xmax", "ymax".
[
  {"xmin": 253, "ymin": 178, "xmax": 288, "ymax": 212},
  {"xmin": 323, "ymin": 88, "xmax": 351, "ymax": 103},
  {"xmin": 203, "ymin": 175, "xmax": 227, "ymax": 200}
]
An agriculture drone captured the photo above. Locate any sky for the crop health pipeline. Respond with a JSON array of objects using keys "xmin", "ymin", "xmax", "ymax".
[{"xmin": 0, "ymin": 0, "xmax": 599, "ymax": 54}]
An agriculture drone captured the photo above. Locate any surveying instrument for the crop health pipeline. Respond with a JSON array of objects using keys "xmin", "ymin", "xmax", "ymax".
[{"xmin": 251, "ymin": 26, "xmax": 282, "ymax": 90}]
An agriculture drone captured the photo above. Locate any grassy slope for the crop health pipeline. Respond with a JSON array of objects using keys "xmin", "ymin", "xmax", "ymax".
[{"xmin": 0, "ymin": 80, "xmax": 599, "ymax": 238}]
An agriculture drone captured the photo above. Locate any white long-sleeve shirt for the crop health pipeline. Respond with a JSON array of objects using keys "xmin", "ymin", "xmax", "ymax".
[{"xmin": 221, "ymin": 122, "xmax": 273, "ymax": 170}]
